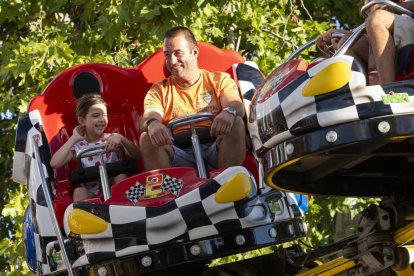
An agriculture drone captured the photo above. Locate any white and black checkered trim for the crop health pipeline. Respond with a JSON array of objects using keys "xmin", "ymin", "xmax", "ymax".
[
  {"xmin": 61, "ymin": 166, "xmax": 301, "ymax": 267},
  {"xmin": 250, "ymin": 55, "xmax": 414, "ymax": 151},
  {"xmin": 232, "ymin": 61, "xmax": 264, "ymax": 119}
]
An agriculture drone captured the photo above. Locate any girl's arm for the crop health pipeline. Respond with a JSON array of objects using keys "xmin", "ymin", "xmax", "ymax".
[{"xmin": 50, "ymin": 127, "xmax": 84, "ymax": 168}]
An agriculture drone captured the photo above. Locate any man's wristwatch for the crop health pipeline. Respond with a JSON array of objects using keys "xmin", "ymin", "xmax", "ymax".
[
  {"xmin": 223, "ymin": 107, "xmax": 237, "ymax": 117},
  {"xmin": 146, "ymin": 118, "xmax": 159, "ymax": 128}
]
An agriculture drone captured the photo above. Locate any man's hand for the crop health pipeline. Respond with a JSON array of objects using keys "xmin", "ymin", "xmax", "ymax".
[
  {"xmin": 147, "ymin": 120, "xmax": 173, "ymax": 146},
  {"xmin": 316, "ymin": 29, "xmax": 351, "ymax": 55},
  {"xmin": 210, "ymin": 110, "xmax": 235, "ymax": 137}
]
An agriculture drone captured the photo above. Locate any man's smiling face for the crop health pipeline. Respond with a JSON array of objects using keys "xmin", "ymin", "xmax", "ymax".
[{"xmin": 163, "ymin": 34, "xmax": 199, "ymax": 80}]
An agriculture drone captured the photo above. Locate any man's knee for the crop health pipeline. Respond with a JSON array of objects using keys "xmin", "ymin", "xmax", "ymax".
[
  {"xmin": 140, "ymin": 132, "xmax": 173, "ymax": 158},
  {"xmin": 231, "ymin": 116, "xmax": 246, "ymax": 135},
  {"xmin": 366, "ymin": 9, "xmax": 394, "ymax": 30},
  {"xmin": 139, "ymin": 132, "xmax": 152, "ymax": 150},
  {"xmin": 222, "ymin": 116, "xmax": 246, "ymax": 141}
]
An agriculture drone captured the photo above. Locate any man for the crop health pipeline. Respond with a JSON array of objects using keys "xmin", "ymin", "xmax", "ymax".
[
  {"xmin": 317, "ymin": 0, "xmax": 414, "ymax": 85},
  {"xmin": 365, "ymin": 0, "xmax": 414, "ymax": 84},
  {"xmin": 139, "ymin": 26, "xmax": 246, "ymax": 171}
]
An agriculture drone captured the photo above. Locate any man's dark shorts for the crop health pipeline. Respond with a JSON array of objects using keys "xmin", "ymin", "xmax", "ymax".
[{"xmin": 172, "ymin": 142, "xmax": 218, "ymax": 169}]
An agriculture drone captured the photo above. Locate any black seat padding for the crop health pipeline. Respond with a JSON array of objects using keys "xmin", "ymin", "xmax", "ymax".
[
  {"xmin": 73, "ymin": 72, "xmax": 101, "ymax": 99},
  {"xmin": 70, "ymin": 160, "xmax": 138, "ymax": 184},
  {"xmin": 396, "ymin": 44, "xmax": 414, "ymax": 76},
  {"xmin": 172, "ymin": 127, "xmax": 216, "ymax": 149}
]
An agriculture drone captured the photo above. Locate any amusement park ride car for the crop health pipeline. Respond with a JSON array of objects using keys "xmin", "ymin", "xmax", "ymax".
[{"xmin": 12, "ymin": 1, "xmax": 414, "ymax": 275}]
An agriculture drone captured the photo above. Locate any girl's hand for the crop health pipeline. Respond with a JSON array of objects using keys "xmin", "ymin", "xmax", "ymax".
[
  {"xmin": 72, "ymin": 125, "xmax": 86, "ymax": 140},
  {"xmin": 104, "ymin": 133, "xmax": 122, "ymax": 151}
]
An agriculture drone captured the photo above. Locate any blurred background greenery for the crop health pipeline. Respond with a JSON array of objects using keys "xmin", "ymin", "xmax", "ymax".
[{"xmin": 0, "ymin": 0, "xmax": 371, "ymax": 274}]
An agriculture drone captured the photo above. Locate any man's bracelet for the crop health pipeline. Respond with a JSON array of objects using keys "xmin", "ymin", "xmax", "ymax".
[{"xmin": 146, "ymin": 118, "xmax": 159, "ymax": 128}]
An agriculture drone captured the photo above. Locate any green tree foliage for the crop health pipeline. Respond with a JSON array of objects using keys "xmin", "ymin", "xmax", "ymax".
[
  {"xmin": 305, "ymin": 0, "xmax": 364, "ymax": 28},
  {"xmin": 0, "ymin": 0, "xmax": 369, "ymax": 274}
]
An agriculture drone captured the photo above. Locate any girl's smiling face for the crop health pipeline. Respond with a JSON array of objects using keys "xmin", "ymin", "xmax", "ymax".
[{"xmin": 78, "ymin": 103, "xmax": 108, "ymax": 141}]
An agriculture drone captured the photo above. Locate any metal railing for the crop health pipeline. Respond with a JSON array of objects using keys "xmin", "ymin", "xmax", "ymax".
[{"xmin": 32, "ymin": 135, "xmax": 74, "ymax": 276}]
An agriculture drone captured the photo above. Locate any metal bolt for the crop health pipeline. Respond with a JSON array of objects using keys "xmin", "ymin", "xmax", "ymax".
[
  {"xmin": 326, "ymin": 131, "xmax": 338, "ymax": 143},
  {"xmin": 285, "ymin": 143, "xmax": 294, "ymax": 155},
  {"xmin": 235, "ymin": 234, "xmax": 246, "ymax": 246},
  {"xmin": 141, "ymin": 256, "xmax": 152, "ymax": 267},
  {"xmin": 97, "ymin": 266, "xmax": 108, "ymax": 276},
  {"xmin": 269, "ymin": 227, "xmax": 277, "ymax": 238},
  {"xmin": 190, "ymin": 244, "xmax": 201, "ymax": 256},
  {"xmin": 378, "ymin": 121, "xmax": 390, "ymax": 133}
]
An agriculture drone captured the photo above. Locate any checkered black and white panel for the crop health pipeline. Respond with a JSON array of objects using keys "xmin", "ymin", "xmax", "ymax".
[
  {"xmin": 232, "ymin": 61, "xmax": 264, "ymax": 100},
  {"xmin": 252, "ymin": 55, "xmax": 414, "ymax": 150},
  {"xmin": 13, "ymin": 110, "xmax": 61, "ymax": 274},
  {"xmin": 124, "ymin": 182, "xmax": 146, "ymax": 205},
  {"xmin": 162, "ymin": 175, "xmax": 184, "ymax": 197},
  {"xmin": 13, "ymin": 110, "xmax": 44, "ymax": 184},
  {"xmin": 64, "ymin": 166, "xmax": 264, "ymax": 266},
  {"xmin": 25, "ymin": 110, "xmax": 57, "ymax": 237},
  {"xmin": 232, "ymin": 61, "xmax": 264, "ymax": 120}
]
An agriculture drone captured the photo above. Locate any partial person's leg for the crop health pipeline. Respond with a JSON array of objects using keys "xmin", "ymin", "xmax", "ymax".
[
  {"xmin": 139, "ymin": 132, "xmax": 173, "ymax": 171},
  {"xmin": 345, "ymin": 35, "xmax": 370, "ymax": 73},
  {"xmin": 171, "ymin": 146, "xmax": 198, "ymax": 168},
  {"xmin": 73, "ymin": 187, "xmax": 92, "ymax": 201},
  {"xmin": 217, "ymin": 116, "xmax": 246, "ymax": 168},
  {"xmin": 365, "ymin": 9, "xmax": 396, "ymax": 84},
  {"xmin": 113, "ymin": 173, "xmax": 127, "ymax": 184}
]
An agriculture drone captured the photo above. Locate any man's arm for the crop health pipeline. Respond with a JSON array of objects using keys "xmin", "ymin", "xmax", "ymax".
[
  {"xmin": 142, "ymin": 108, "xmax": 173, "ymax": 146},
  {"xmin": 210, "ymin": 77, "xmax": 245, "ymax": 137},
  {"xmin": 141, "ymin": 108, "xmax": 164, "ymax": 132},
  {"xmin": 220, "ymin": 93, "xmax": 245, "ymax": 117},
  {"xmin": 220, "ymin": 75, "xmax": 245, "ymax": 116}
]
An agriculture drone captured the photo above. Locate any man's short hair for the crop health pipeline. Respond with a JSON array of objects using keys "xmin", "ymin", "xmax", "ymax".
[{"xmin": 164, "ymin": 26, "xmax": 197, "ymax": 49}]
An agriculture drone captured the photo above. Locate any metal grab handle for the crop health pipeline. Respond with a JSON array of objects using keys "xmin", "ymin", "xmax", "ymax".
[
  {"xmin": 167, "ymin": 112, "xmax": 215, "ymax": 179},
  {"xmin": 361, "ymin": 0, "xmax": 414, "ymax": 18},
  {"xmin": 319, "ymin": 32, "xmax": 346, "ymax": 56},
  {"xmin": 167, "ymin": 112, "xmax": 215, "ymax": 132},
  {"xmin": 283, "ymin": 39, "xmax": 316, "ymax": 64},
  {"xmin": 334, "ymin": 23, "xmax": 366, "ymax": 57},
  {"xmin": 76, "ymin": 144, "xmax": 124, "ymax": 200},
  {"xmin": 285, "ymin": 24, "xmax": 364, "ymax": 62},
  {"xmin": 286, "ymin": 1, "xmax": 412, "ymax": 63},
  {"xmin": 75, "ymin": 144, "xmax": 124, "ymax": 169},
  {"xmin": 32, "ymin": 136, "xmax": 74, "ymax": 276}
]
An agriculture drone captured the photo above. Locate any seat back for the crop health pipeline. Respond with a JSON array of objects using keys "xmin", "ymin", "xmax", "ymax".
[{"xmin": 27, "ymin": 42, "xmax": 247, "ymax": 225}]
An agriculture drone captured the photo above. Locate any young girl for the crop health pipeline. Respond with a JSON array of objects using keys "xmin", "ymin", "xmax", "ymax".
[{"xmin": 50, "ymin": 94, "xmax": 140, "ymax": 201}]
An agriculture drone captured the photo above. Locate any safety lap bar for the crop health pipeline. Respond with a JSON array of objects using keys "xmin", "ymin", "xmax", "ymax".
[
  {"xmin": 361, "ymin": 0, "xmax": 414, "ymax": 18},
  {"xmin": 168, "ymin": 113, "xmax": 215, "ymax": 178},
  {"xmin": 75, "ymin": 144, "xmax": 125, "ymax": 200},
  {"xmin": 167, "ymin": 112, "xmax": 215, "ymax": 129}
]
